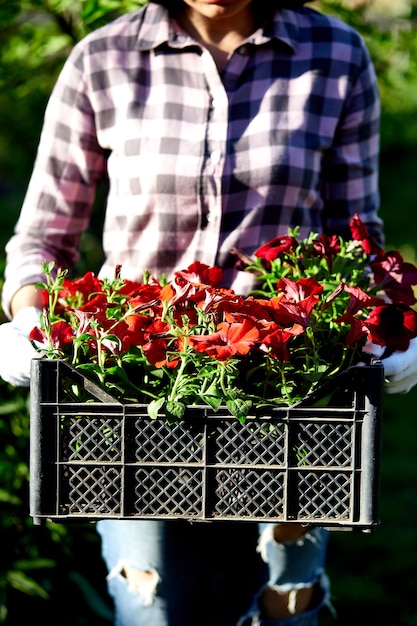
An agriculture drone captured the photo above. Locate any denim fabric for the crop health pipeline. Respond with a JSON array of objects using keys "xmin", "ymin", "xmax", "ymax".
[
  {"xmin": 257, "ymin": 524, "xmax": 329, "ymax": 589},
  {"xmin": 237, "ymin": 525, "xmax": 331, "ymax": 626},
  {"xmin": 97, "ymin": 520, "xmax": 330, "ymax": 626}
]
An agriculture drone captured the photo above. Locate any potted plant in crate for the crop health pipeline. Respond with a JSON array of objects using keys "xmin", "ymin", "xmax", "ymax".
[{"xmin": 27, "ymin": 214, "xmax": 417, "ymax": 527}]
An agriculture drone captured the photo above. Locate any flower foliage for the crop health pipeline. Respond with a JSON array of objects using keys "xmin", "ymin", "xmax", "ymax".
[{"xmin": 30, "ymin": 215, "xmax": 417, "ymax": 423}]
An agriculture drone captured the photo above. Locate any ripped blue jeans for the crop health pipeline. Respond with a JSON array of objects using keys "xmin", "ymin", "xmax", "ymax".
[{"xmin": 97, "ymin": 520, "xmax": 331, "ymax": 626}]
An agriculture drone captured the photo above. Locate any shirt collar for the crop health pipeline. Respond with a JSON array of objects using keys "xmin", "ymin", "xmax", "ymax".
[
  {"xmin": 135, "ymin": 4, "xmax": 300, "ymax": 54},
  {"xmin": 256, "ymin": 9, "xmax": 299, "ymax": 52}
]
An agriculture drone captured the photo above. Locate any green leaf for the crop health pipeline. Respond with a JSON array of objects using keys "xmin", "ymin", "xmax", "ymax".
[
  {"xmin": 13, "ymin": 558, "xmax": 55, "ymax": 571},
  {"xmin": 6, "ymin": 570, "xmax": 49, "ymax": 599},
  {"xmin": 165, "ymin": 400, "xmax": 185, "ymax": 424},
  {"xmin": 226, "ymin": 398, "xmax": 252, "ymax": 423},
  {"xmin": 0, "ymin": 488, "xmax": 21, "ymax": 505},
  {"xmin": 200, "ymin": 380, "xmax": 223, "ymax": 410},
  {"xmin": 147, "ymin": 397, "xmax": 165, "ymax": 419},
  {"xmin": 203, "ymin": 395, "xmax": 222, "ymax": 411}
]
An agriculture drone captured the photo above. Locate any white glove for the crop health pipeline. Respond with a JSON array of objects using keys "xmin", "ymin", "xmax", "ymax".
[
  {"xmin": 381, "ymin": 337, "xmax": 417, "ymax": 395},
  {"xmin": 361, "ymin": 339, "xmax": 385, "ymax": 360},
  {"xmin": 0, "ymin": 306, "xmax": 42, "ymax": 387}
]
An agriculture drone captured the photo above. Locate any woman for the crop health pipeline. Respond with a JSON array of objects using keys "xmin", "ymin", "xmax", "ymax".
[{"xmin": 0, "ymin": 1, "xmax": 404, "ymax": 624}]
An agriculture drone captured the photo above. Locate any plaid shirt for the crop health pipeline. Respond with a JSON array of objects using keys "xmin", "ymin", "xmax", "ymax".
[{"xmin": 3, "ymin": 3, "xmax": 382, "ymax": 315}]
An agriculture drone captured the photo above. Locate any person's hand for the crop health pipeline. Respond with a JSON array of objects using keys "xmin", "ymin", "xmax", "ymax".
[
  {"xmin": 0, "ymin": 306, "xmax": 42, "ymax": 387},
  {"xmin": 381, "ymin": 337, "xmax": 417, "ymax": 394}
]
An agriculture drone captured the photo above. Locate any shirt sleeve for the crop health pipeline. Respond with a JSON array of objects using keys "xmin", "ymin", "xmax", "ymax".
[
  {"xmin": 321, "ymin": 35, "xmax": 383, "ymax": 245},
  {"xmin": 2, "ymin": 41, "xmax": 108, "ymax": 318}
]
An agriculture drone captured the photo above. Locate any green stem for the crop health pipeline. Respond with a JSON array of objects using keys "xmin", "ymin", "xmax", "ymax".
[
  {"xmin": 279, "ymin": 363, "xmax": 293, "ymax": 405},
  {"xmin": 167, "ymin": 354, "xmax": 188, "ymax": 402},
  {"xmin": 219, "ymin": 363, "xmax": 229, "ymax": 397},
  {"xmin": 95, "ymin": 337, "xmax": 107, "ymax": 383}
]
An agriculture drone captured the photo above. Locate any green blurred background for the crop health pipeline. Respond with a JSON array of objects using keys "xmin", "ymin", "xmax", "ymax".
[{"xmin": 1, "ymin": 1, "xmax": 417, "ymax": 624}]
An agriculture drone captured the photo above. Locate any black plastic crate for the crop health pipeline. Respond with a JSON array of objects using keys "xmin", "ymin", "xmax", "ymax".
[{"xmin": 29, "ymin": 358, "xmax": 383, "ymax": 530}]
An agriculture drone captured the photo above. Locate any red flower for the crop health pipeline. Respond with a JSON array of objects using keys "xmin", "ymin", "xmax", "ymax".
[
  {"xmin": 194, "ymin": 288, "xmax": 243, "ymax": 316},
  {"xmin": 262, "ymin": 324, "xmax": 304, "ymax": 362},
  {"xmin": 30, "ymin": 320, "xmax": 74, "ymax": 349},
  {"xmin": 255, "ymin": 235, "xmax": 298, "ymax": 262},
  {"xmin": 255, "ymin": 278, "xmax": 320, "ymax": 330},
  {"xmin": 189, "ymin": 319, "xmax": 260, "ymax": 361},
  {"xmin": 222, "ymin": 296, "xmax": 272, "ymax": 326},
  {"xmin": 349, "ymin": 214, "xmax": 384, "ymax": 259},
  {"xmin": 343, "ymin": 285, "xmax": 385, "ymax": 315},
  {"xmin": 365, "ymin": 303, "xmax": 417, "ymax": 351},
  {"xmin": 113, "ymin": 279, "xmax": 145, "ymax": 297},
  {"xmin": 119, "ymin": 314, "xmax": 152, "ymax": 351},
  {"xmin": 142, "ymin": 319, "xmax": 181, "ymax": 369},
  {"xmin": 100, "ymin": 319, "xmax": 131, "ymax": 356},
  {"xmin": 77, "ymin": 293, "xmax": 108, "ymax": 313},
  {"xmin": 60, "ymin": 271, "xmax": 105, "ymax": 305},
  {"xmin": 277, "ymin": 277, "xmax": 323, "ymax": 303},
  {"xmin": 174, "ymin": 262, "xmax": 223, "ymax": 288},
  {"xmin": 334, "ymin": 312, "xmax": 368, "ymax": 347},
  {"xmin": 311, "ymin": 233, "xmax": 341, "ymax": 271},
  {"xmin": 161, "ymin": 263, "xmax": 223, "ymax": 307},
  {"xmin": 126, "ymin": 282, "xmax": 163, "ymax": 308},
  {"xmin": 266, "ymin": 298, "xmax": 312, "ymax": 328},
  {"xmin": 371, "ymin": 251, "xmax": 417, "ymax": 305}
]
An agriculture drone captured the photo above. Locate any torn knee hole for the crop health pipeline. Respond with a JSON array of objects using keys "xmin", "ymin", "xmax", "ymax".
[
  {"xmin": 260, "ymin": 583, "xmax": 315, "ymax": 619},
  {"xmin": 108, "ymin": 561, "xmax": 161, "ymax": 605}
]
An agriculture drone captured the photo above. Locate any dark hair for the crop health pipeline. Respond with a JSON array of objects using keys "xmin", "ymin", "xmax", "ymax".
[{"xmin": 149, "ymin": 1, "xmax": 309, "ymax": 16}]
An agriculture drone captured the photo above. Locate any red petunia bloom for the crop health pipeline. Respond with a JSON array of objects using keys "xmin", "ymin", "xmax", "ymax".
[
  {"xmin": 77, "ymin": 293, "xmax": 108, "ymax": 313},
  {"xmin": 311, "ymin": 233, "xmax": 341, "ymax": 272},
  {"xmin": 349, "ymin": 213, "xmax": 385, "ymax": 259},
  {"xmin": 343, "ymin": 285, "xmax": 385, "ymax": 315},
  {"xmin": 194, "ymin": 287, "xmax": 243, "ymax": 316},
  {"xmin": 126, "ymin": 282, "xmax": 163, "ymax": 308},
  {"xmin": 99, "ymin": 319, "xmax": 132, "ymax": 356},
  {"xmin": 174, "ymin": 262, "xmax": 223, "ymax": 288},
  {"xmin": 371, "ymin": 251, "xmax": 417, "ymax": 306},
  {"xmin": 255, "ymin": 235, "xmax": 298, "ymax": 262},
  {"xmin": 364, "ymin": 303, "xmax": 417, "ymax": 352},
  {"xmin": 265, "ymin": 298, "xmax": 313, "ymax": 329},
  {"xmin": 60, "ymin": 272, "xmax": 105, "ymax": 304},
  {"xmin": 222, "ymin": 296, "xmax": 273, "ymax": 325},
  {"xmin": 30, "ymin": 320, "xmax": 74, "ymax": 350},
  {"xmin": 333, "ymin": 312, "xmax": 368, "ymax": 347},
  {"xmin": 113, "ymin": 279, "xmax": 145, "ymax": 297},
  {"xmin": 262, "ymin": 323, "xmax": 304, "ymax": 362},
  {"xmin": 276, "ymin": 277, "xmax": 323, "ymax": 303},
  {"xmin": 142, "ymin": 319, "xmax": 181, "ymax": 369},
  {"xmin": 120, "ymin": 314, "xmax": 152, "ymax": 350},
  {"xmin": 189, "ymin": 319, "xmax": 260, "ymax": 361},
  {"xmin": 161, "ymin": 263, "xmax": 224, "ymax": 308},
  {"xmin": 255, "ymin": 278, "xmax": 321, "ymax": 329}
]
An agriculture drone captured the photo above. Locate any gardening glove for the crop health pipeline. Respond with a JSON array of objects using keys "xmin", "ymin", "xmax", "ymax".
[
  {"xmin": 0, "ymin": 306, "xmax": 42, "ymax": 387},
  {"xmin": 381, "ymin": 337, "xmax": 417, "ymax": 395}
]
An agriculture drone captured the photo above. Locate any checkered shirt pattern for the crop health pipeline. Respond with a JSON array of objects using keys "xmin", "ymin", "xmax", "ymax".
[{"xmin": 3, "ymin": 3, "xmax": 382, "ymax": 315}]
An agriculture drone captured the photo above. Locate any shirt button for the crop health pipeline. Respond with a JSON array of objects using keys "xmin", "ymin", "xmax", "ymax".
[
  {"xmin": 210, "ymin": 150, "xmax": 221, "ymax": 165},
  {"xmin": 237, "ymin": 44, "xmax": 250, "ymax": 55}
]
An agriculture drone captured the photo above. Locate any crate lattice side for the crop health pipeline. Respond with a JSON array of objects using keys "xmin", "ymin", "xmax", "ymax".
[{"xmin": 29, "ymin": 358, "xmax": 383, "ymax": 529}]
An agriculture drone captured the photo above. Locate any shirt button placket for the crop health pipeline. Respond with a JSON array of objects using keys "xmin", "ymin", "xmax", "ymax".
[{"xmin": 202, "ymin": 63, "xmax": 227, "ymax": 236}]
